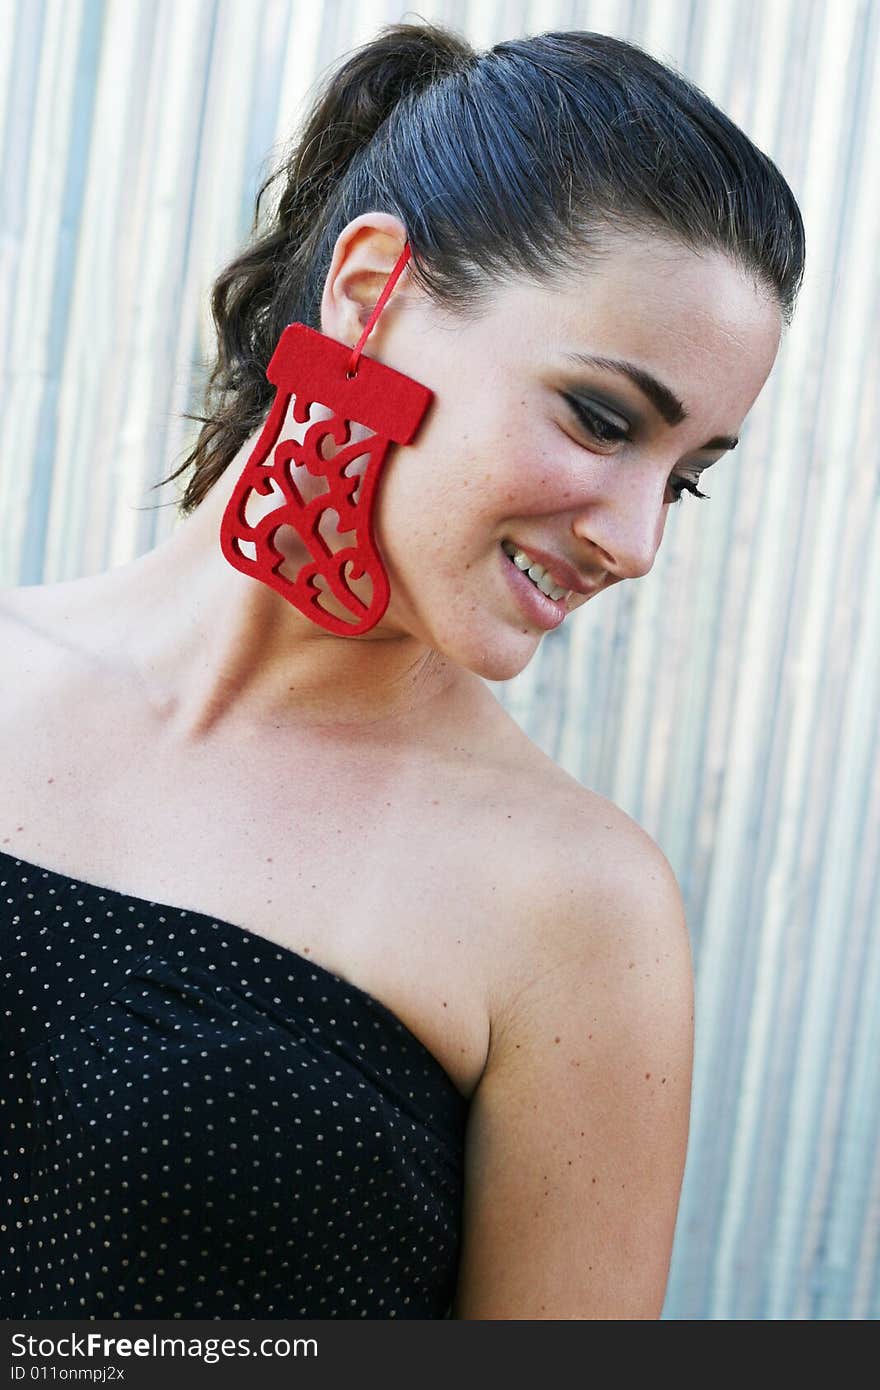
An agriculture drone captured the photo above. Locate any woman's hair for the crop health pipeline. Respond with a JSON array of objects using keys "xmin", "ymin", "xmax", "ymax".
[{"xmin": 157, "ymin": 20, "xmax": 805, "ymax": 514}]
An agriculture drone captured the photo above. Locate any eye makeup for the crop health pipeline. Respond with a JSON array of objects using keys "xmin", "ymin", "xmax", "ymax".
[
  {"xmin": 561, "ymin": 353, "xmax": 741, "ymax": 453},
  {"xmin": 562, "ymin": 393, "xmax": 630, "ymax": 445},
  {"xmin": 560, "ymin": 392, "xmax": 713, "ymax": 503}
]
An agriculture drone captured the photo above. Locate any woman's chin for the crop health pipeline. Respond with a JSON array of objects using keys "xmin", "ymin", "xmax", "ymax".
[
  {"xmin": 452, "ymin": 629, "xmax": 545, "ymax": 684},
  {"xmin": 377, "ymin": 595, "xmax": 545, "ymax": 679}
]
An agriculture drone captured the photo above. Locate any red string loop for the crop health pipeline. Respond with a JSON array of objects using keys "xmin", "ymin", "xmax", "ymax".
[{"xmin": 345, "ymin": 242, "xmax": 412, "ymax": 379}]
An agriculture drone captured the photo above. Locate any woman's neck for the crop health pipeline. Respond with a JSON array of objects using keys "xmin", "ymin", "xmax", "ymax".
[{"xmin": 54, "ymin": 444, "xmax": 477, "ymax": 747}]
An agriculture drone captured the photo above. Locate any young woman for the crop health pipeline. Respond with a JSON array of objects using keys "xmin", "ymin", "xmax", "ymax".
[{"xmin": 0, "ymin": 22, "xmax": 804, "ymax": 1319}]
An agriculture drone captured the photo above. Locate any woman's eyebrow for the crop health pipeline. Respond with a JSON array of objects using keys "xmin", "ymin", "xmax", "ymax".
[{"xmin": 563, "ymin": 351, "xmax": 739, "ymax": 451}]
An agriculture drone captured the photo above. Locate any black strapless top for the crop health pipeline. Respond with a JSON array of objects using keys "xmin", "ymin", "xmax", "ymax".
[{"xmin": 0, "ymin": 849, "xmax": 469, "ymax": 1319}]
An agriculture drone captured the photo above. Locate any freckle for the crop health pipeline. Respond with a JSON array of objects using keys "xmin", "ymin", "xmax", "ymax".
[
  {"xmin": 47, "ymin": 777, "xmax": 55, "ymax": 784},
  {"xmin": 662, "ymin": 1077, "xmax": 666, "ymax": 1083},
  {"xmin": 16, "ymin": 826, "xmax": 24, "ymax": 832},
  {"xmin": 554, "ymin": 1036, "xmax": 560, "ymax": 1043},
  {"xmin": 645, "ymin": 1073, "xmax": 651, "ymax": 1079},
  {"xmin": 442, "ymin": 1001, "xmax": 447, "ymax": 1008},
  {"xmin": 303, "ymin": 946, "xmax": 310, "ymax": 954},
  {"xmin": 628, "ymin": 961, "xmax": 635, "ymax": 969},
  {"xmin": 588, "ymin": 1034, "xmax": 592, "ymax": 1040},
  {"xmin": 591, "ymin": 1177, "xmax": 597, "ymax": 1184},
  {"xmin": 266, "ymin": 857, "xmax": 273, "ymax": 863}
]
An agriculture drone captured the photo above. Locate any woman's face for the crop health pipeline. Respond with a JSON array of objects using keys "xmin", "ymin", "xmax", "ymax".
[{"xmin": 328, "ymin": 229, "xmax": 783, "ymax": 680}]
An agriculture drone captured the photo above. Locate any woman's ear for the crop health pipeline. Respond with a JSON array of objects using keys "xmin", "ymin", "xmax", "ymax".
[{"xmin": 320, "ymin": 212, "xmax": 410, "ymax": 349}]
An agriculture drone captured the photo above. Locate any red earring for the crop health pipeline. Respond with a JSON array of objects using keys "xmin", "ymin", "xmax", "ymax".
[{"xmin": 219, "ymin": 243, "xmax": 433, "ymax": 636}]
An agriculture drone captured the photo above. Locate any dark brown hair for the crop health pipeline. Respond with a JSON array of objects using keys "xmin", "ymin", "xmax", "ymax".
[{"xmin": 154, "ymin": 20, "xmax": 805, "ymax": 515}]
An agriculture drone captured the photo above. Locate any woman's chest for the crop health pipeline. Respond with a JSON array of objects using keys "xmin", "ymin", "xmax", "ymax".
[
  {"xmin": 1, "ymin": 840, "xmax": 469, "ymax": 1319},
  {"xmin": 2, "ymin": 688, "xmax": 537, "ymax": 1100}
]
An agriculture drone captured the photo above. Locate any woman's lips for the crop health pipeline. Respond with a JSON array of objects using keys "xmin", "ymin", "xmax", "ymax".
[
  {"xmin": 503, "ymin": 538, "xmax": 605, "ymax": 596},
  {"xmin": 499, "ymin": 543, "xmax": 567, "ymax": 631}
]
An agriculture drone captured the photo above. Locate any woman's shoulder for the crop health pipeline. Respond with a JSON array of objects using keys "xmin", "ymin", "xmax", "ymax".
[
  {"xmin": 468, "ymin": 724, "xmax": 690, "ymax": 1029},
  {"xmin": 0, "ymin": 578, "xmax": 107, "ymax": 715},
  {"xmin": 484, "ymin": 728, "xmax": 683, "ymax": 941},
  {"xmin": 446, "ymin": 724, "xmax": 695, "ymax": 1313},
  {"xmin": 0, "ymin": 579, "xmax": 135, "ymax": 817},
  {"xmin": 453, "ymin": 755, "xmax": 694, "ymax": 1317},
  {"xmin": 0, "ymin": 576, "xmax": 104, "ymax": 661},
  {"xmin": 0, "ymin": 582, "xmax": 66, "ymax": 698}
]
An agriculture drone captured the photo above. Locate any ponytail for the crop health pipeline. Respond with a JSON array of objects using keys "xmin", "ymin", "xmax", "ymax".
[{"xmin": 158, "ymin": 21, "xmax": 474, "ymax": 515}]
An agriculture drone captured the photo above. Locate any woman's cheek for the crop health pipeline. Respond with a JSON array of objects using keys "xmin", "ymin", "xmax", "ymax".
[{"xmin": 498, "ymin": 436, "xmax": 586, "ymax": 512}]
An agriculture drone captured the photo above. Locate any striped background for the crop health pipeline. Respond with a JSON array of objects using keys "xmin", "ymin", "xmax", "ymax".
[{"xmin": 1, "ymin": 0, "xmax": 878, "ymax": 1319}]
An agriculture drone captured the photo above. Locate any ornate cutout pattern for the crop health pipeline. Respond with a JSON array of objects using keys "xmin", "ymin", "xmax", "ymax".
[{"xmin": 220, "ymin": 323, "xmax": 434, "ymax": 636}]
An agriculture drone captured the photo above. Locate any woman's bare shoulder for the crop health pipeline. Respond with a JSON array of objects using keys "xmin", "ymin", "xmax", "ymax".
[
  {"xmin": 0, "ymin": 583, "xmax": 65, "ymax": 694},
  {"xmin": 0, "ymin": 580, "xmax": 131, "ymax": 786},
  {"xmin": 478, "ymin": 731, "xmax": 683, "ymax": 1003},
  {"xmin": 0, "ymin": 576, "xmax": 125, "ymax": 693},
  {"xmin": 453, "ymin": 755, "xmax": 693, "ymax": 1318},
  {"xmin": 0, "ymin": 575, "xmax": 100, "ymax": 637}
]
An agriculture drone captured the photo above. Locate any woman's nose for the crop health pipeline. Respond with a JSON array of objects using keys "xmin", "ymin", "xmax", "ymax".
[{"xmin": 570, "ymin": 475, "xmax": 668, "ymax": 581}]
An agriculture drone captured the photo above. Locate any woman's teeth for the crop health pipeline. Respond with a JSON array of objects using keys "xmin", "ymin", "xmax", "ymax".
[{"xmin": 501, "ymin": 539, "xmax": 571, "ymax": 602}]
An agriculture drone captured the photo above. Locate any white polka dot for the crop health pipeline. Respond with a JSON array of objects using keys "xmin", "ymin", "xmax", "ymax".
[{"xmin": 0, "ymin": 848, "xmax": 465, "ymax": 1319}]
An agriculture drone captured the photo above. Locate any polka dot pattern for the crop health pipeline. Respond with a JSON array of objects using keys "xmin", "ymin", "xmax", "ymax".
[{"xmin": 0, "ymin": 849, "xmax": 468, "ymax": 1319}]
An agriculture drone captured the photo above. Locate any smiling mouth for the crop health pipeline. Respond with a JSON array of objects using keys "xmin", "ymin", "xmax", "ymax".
[{"xmin": 500, "ymin": 539, "xmax": 573, "ymax": 602}]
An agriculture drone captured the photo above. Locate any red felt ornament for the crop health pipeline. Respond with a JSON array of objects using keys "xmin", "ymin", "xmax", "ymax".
[{"xmin": 219, "ymin": 242, "xmax": 433, "ymax": 636}]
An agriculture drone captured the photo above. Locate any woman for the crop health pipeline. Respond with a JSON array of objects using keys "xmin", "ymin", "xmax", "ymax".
[{"xmin": 0, "ymin": 22, "xmax": 804, "ymax": 1319}]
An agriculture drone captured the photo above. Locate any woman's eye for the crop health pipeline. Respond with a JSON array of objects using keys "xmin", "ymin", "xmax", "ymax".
[
  {"xmin": 562, "ymin": 394, "xmax": 712, "ymax": 505},
  {"xmin": 563, "ymin": 395, "xmax": 629, "ymax": 446}
]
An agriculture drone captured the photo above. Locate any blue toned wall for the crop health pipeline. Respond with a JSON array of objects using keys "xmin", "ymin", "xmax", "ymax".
[{"xmin": 1, "ymin": 0, "xmax": 877, "ymax": 1320}]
